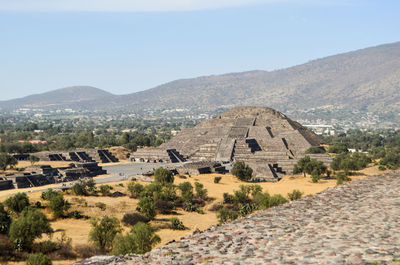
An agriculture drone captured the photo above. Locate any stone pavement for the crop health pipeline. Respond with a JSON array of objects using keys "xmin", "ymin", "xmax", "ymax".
[{"xmin": 76, "ymin": 171, "xmax": 400, "ymax": 265}]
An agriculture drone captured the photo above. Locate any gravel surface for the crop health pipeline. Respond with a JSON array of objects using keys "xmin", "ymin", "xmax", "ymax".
[{"xmin": 76, "ymin": 171, "xmax": 400, "ymax": 265}]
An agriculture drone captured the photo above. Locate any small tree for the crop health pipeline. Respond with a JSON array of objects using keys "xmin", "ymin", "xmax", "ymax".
[
  {"xmin": 99, "ymin": 185, "xmax": 113, "ymax": 196},
  {"xmin": 0, "ymin": 153, "xmax": 17, "ymax": 171},
  {"xmin": 4, "ymin": 193, "xmax": 30, "ymax": 214},
  {"xmin": 89, "ymin": 216, "xmax": 121, "ymax": 252},
  {"xmin": 49, "ymin": 194, "xmax": 70, "ymax": 218},
  {"xmin": 26, "ymin": 253, "xmax": 52, "ymax": 265},
  {"xmin": 194, "ymin": 182, "xmax": 207, "ymax": 200},
  {"xmin": 231, "ymin": 161, "xmax": 253, "ymax": 182},
  {"xmin": 154, "ymin": 168, "xmax": 174, "ymax": 184},
  {"xmin": 29, "ymin": 155, "xmax": 40, "ymax": 166},
  {"xmin": 136, "ymin": 197, "xmax": 156, "ymax": 220},
  {"xmin": 287, "ymin": 189, "xmax": 303, "ymax": 201},
  {"xmin": 0, "ymin": 203, "xmax": 11, "ymax": 234},
  {"xmin": 9, "ymin": 207, "xmax": 53, "ymax": 251},
  {"xmin": 71, "ymin": 181, "xmax": 88, "ymax": 196},
  {"xmin": 170, "ymin": 217, "xmax": 185, "ymax": 230},
  {"xmin": 178, "ymin": 182, "xmax": 193, "ymax": 202},
  {"xmin": 127, "ymin": 182, "xmax": 144, "ymax": 198},
  {"xmin": 112, "ymin": 222, "xmax": 160, "ymax": 255}
]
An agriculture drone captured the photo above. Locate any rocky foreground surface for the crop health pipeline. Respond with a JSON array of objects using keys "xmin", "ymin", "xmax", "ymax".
[{"xmin": 77, "ymin": 171, "xmax": 400, "ymax": 265}]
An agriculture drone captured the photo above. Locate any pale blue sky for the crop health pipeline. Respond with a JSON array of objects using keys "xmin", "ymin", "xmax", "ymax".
[{"xmin": 0, "ymin": 0, "xmax": 399, "ymax": 100}]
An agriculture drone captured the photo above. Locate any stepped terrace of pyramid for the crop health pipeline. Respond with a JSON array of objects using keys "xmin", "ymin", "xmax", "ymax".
[{"xmin": 131, "ymin": 107, "xmax": 332, "ymax": 181}]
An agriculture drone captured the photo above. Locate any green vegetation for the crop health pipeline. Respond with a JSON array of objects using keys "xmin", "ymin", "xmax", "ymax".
[
  {"xmin": 136, "ymin": 197, "xmax": 156, "ymax": 220},
  {"xmin": 170, "ymin": 217, "xmax": 185, "ymax": 230},
  {"xmin": 89, "ymin": 216, "xmax": 121, "ymax": 252},
  {"xmin": 99, "ymin": 185, "xmax": 113, "ymax": 196},
  {"xmin": 127, "ymin": 182, "xmax": 144, "ymax": 198},
  {"xmin": 0, "ymin": 153, "xmax": 17, "ymax": 171},
  {"xmin": 231, "ymin": 161, "xmax": 253, "ymax": 182},
  {"xmin": 305, "ymin": 146, "xmax": 326, "ymax": 154},
  {"xmin": 330, "ymin": 153, "xmax": 371, "ymax": 175},
  {"xmin": 29, "ymin": 155, "xmax": 40, "ymax": 166},
  {"xmin": 293, "ymin": 156, "xmax": 327, "ymax": 181},
  {"xmin": 41, "ymin": 189, "xmax": 70, "ymax": 218},
  {"xmin": 0, "ymin": 203, "xmax": 11, "ymax": 234},
  {"xmin": 213, "ymin": 176, "xmax": 222, "ymax": 183},
  {"xmin": 112, "ymin": 222, "xmax": 160, "ymax": 255},
  {"xmin": 9, "ymin": 207, "xmax": 53, "ymax": 251},
  {"xmin": 154, "ymin": 167, "xmax": 174, "ymax": 184},
  {"xmin": 218, "ymin": 185, "xmax": 294, "ymax": 224},
  {"xmin": 26, "ymin": 253, "xmax": 52, "ymax": 265},
  {"xmin": 4, "ymin": 193, "xmax": 30, "ymax": 214}
]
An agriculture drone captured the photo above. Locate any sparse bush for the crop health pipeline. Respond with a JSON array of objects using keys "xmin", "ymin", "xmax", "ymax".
[
  {"xmin": 71, "ymin": 181, "xmax": 88, "ymax": 196},
  {"xmin": 194, "ymin": 182, "xmax": 207, "ymax": 200},
  {"xmin": 223, "ymin": 193, "xmax": 235, "ymax": 204},
  {"xmin": 26, "ymin": 253, "xmax": 52, "ymax": 265},
  {"xmin": 183, "ymin": 201, "xmax": 197, "ymax": 212},
  {"xmin": 209, "ymin": 203, "xmax": 223, "ymax": 212},
  {"xmin": 95, "ymin": 202, "xmax": 106, "ymax": 211},
  {"xmin": 268, "ymin": 194, "xmax": 288, "ymax": 207},
  {"xmin": 136, "ymin": 197, "xmax": 156, "ymax": 220},
  {"xmin": 121, "ymin": 213, "xmax": 149, "ymax": 227},
  {"xmin": 336, "ymin": 172, "xmax": 351, "ymax": 185},
  {"xmin": 69, "ymin": 210, "xmax": 84, "ymax": 219},
  {"xmin": 4, "ymin": 193, "xmax": 30, "ymax": 214},
  {"xmin": 178, "ymin": 182, "xmax": 194, "ymax": 202},
  {"xmin": 305, "ymin": 146, "xmax": 326, "ymax": 154},
  {"xmin": 231, "ymin": 161, "xmax": 253, "ymax": 182},
  {"xmin": 287, "ymin": 189, "xmax": 303, "ymax": 201},
  {"xmin": 33, "ymin": 240, "xmax": 58, "ymax": 254},
  {"xmin": 127, "ymin": 182, "xmax": 144, "ymax": 198},
  {"xmin": 253, "ymin": 192, "xmax": 271, "ymax": 209},
  {"xmin": 378, "ymin": 165, "xmax": 386, "ymax": 171},
  {"xmin": 89, "ymin": 216, "xmax": 121, "ymax": 252},
  {"xmin": 155, "ymin": 200, "xmax": 174, "ymax": 214},
  {"xmin": 214, "ymin": 176, "xmax": 222, "ymax": 183},
  {"xmin": 74, "ymin": 244, "xmax": 101, "ymax": 258},
  {"xmin": 170, "ymin": 217, "xmax": 185, "ymax": 230},
  {"xmin": 41, "ymin": 189, "xmax": 60, "ymax": 201},
  {"xmin": 154, "ymin": 167, "xmax": 174, "ymax": 184},
  {"xmin": 217, "ymin": 208, "xmax": 239, "ymax": 224},
  {"xmin": 49, "ymin": 193, "xmax": 70, "ymax": 218},
  {"xmin": 112, "ymin": 222, "xmax": 160, "ymax": 255},
  {"xmin": 0, "ymin": 203, "xmax": 11, "ymax": 234},
  {"xmin": 99, "ymin": 185, "xmax": 113, "ymax": 196}
]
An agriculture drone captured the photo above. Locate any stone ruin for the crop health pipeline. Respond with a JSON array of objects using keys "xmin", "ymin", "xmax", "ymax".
[
  {"xmin": 0, "ymin": 162, "xmax": 107, "ymax": 191},
  {"xmin": 31, "ymin": 149, "xmax": 119, "ymax": 163},
  {"xmin": 131, "ymin": 107, "xmax": 332, "ymax": 181}
]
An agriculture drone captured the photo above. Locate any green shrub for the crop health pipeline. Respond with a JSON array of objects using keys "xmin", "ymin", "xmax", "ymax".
[
  {"xmin": 99, "ymin": 185, "xmax": 113, "ymax": 196},
  {"xmin": 4, "ymin": 193, "xmax": 30, "ymax": 214},
  {"xmin": 223, "ymin": 193, "xmax": 235, "ymax": 204},
  {"xmin": 336, "ymin": 172, "xmax": 351, "ymax": 185},
  {"xmin": 378, "ymin": 165, "xmax": 386, "ymax": 171},
  {"xmin": 170, "ymin": 217, "xmax": 185, "ymax": 230},
  {"xmin": 253, "ymin": 192, "xmax": 271, "ymax": 209},
  {"xmin": 305, "ymin": 146, "xmax": 326, "ymax": 154},
  {"xmin": 49, "ymin": 194, "xmax": 70, "ymax": 218},
  {"xmin": 9, "ymin": 207, "xmax": 53, "ymax": 251},
  {"xmin": 268, "ymin": 194, "xmax": 288, "ymax": 207},
  {"xmin": 136, "ymin": 197, "xmax": 156, "ymax": 220},
  {"xmin": 71, "ymin": 181, "xmax": 88, "ymax": 196},
  {"xmin": 26, "ymin": 253, "xmax": 52, "ymax": 265},
  {"xmin": 69, "ymin": 210, "xmax": 84, "ymax": 219},
  {"xmin": 112, "ymin": 222, "xmax": 160, "ymax": 255},
  {"xmin": 178, "ymin": 182, "xmax": 194, "ymax": 202},
  {"xmin": 121, "ymin": 213, "xmax": 149, "ymax": 227},
  {"xmin": 154, "ymin": 168, "xmax": 174, "ymax": 184},
  {"xmin": 89, "ymin": 216, "xmax": 121, "ymax": 252},
  {"xmin": 214, "ymin": 176, "xmax": 222, "ymax": 183},
  {"xmin": 217, "ymin": 208, "xmax": 239, "ymax": 224},
  {"xmin": 231, "ymin": 161, "xmax": 253, "ymax": 182},
  {"xmin": 127, "ymin": 182, "xmax": 144, "ymax": 198},
  {"xmin": 41, "ymin": 189, "xmax": 60, "ymax": 201},
  {"xmin": 155, "ymin": 200, "xmax": 174, "ymax": 214},
  {"xmin": 287, "ymin": 190, "xmax": 303, "ymax": 201},
  {"xmin": 194, "ymin": 182, "xmax": 207, "ymax": 200},
  {"xmin": 0, "ymin": 203, "xmax": 11, "ymax": 234}
]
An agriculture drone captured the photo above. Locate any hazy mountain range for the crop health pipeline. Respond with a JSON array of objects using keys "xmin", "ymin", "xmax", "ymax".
[{"xmin": 1, "ymin": 41, "xmax": 400, "ymax": 125}]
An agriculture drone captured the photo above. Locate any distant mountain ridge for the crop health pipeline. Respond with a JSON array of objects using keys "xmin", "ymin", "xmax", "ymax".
[
  {"xmin": 1, "ymin": 41, "xmax": 400, "ymax": 123},
  {"xmin": 0, "ymin": 86, "xmax": 115, "ymax": 109}
]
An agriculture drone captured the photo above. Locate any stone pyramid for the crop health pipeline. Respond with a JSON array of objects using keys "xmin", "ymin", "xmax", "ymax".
[{"xmin": 132, "ymin": 106, "xmax": 332, "ymax": 181}]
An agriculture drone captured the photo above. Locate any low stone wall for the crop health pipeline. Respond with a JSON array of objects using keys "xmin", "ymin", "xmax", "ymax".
[{"xmin": 76, "ymin": 171, "xmax": 400, "ymax": 265}]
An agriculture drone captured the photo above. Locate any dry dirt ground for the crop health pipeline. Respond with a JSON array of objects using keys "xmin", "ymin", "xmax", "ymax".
[{"xmin": 0, "ymin": 165, "xmax": 379, "ymax": 264}]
